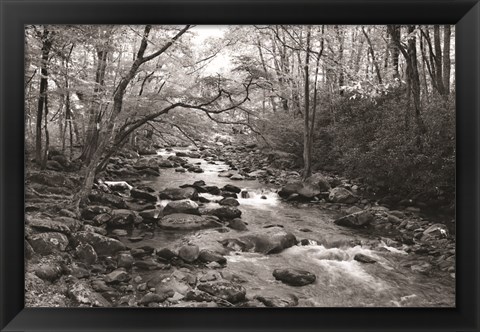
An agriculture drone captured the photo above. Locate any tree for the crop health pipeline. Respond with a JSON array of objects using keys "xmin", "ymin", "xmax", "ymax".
[
  {"xmin": 443, "ymin": 25, "xmax": 451, "ymax": 95},
  {"xmin": 35, "ymin": 27, "xmax": 53, "ymax": 166},
  {"xmin": 79, "ymin": 26, "xmax": 113, "ymax": 163}
]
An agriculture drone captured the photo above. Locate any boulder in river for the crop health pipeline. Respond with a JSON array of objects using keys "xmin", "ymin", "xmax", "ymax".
[
  {"xmin": 163, "ymin": 199, "xmax": 199, "ymax": 216},
  {"xmin": 198, "ymin": 249, "xmax": 227, "ymax": 265},
  {"xmin": 158, "ymin": 213, "xmax": 221, "ymax": 230},
  {"xmin": 175, "ymin": 151, "xmax": 188, "ymax": 157},
  {"xmin": 272, "ymin": 268, "xmax": 316, "ymax": 286},
  {"xmin": 156, "ymin": 248, "xmax": 178, "ymax": 261},
  {"xmin": 222, "ymin": 184, "xmax": 241, "ymax": 194},
  {"xmin": 202, "ymin": 206, "xmax": 242, "ymax": 220},
  {"xmin": 354, "ymin": 253, "xmax": 376, "ymax": 264},
  {"xmin": 278, "ymin": 174, "xmax": 330, "ymax": 200},
  {"xmin": 178, "ymin": 244, "xmax": 200, "ymax": 262},
  {"xmin": 72, "ymin": 231, "xmax": 126, "ymax": 256},
  {"xmin": 133, "ymin": 157, "xmax": 159, "ymax": 170},
  {"xmin": 139, "ymin": 292, "xmax": 170, "ymax": 305},
  {"xmin": 139, "ymin": 209, "xmax": 160, "ymax": 221},
  {"xmin": 130, "ymin": 188, "xmax": 157, "ymax": 202},
  {"xmin": 157, "ymin": 160, "xmax": 175, "ymax": 168},
  {"xmin": 220, "ymin": 228, "xmax": 296, "ymax": 254},
  {"xmin": 255, "ymin": 294, "xmax": 299, "ymax": 307},
  {"xmin": 227, "ymin": 218, "xmax": 248, "ymax": 231},
  {"xmin": 205, "ymin": 186, "xmax": 221, "ymax": 195},
  {"xmin": 218, "ymin": 170, "xmax": 235, "ymax": 178},
  {"xmin": 247, "ymin": 169, "xmax": 268, "ymax": 178},
  {"xmin": 220, "ymin": 191, "xmax": 238, "ymax": 199},
  {"xmin": 328, "ymin": 187, "xmax": 358, "ymax": 204},
  {"xmin": 197, "ymin": 281, "xmax": 246, "ymax": 303},
  {"xmin": 168, "ymin": 155, "xmax": 188, "ymax": 165},
  {"xmin": 334, "ymin": 210, "xmax": 374, "ymax": 228},
  {"xmin": 107, "ymin": 209, "xmax": 136, "ymax": 227},
  {"xmin": 277, "ymin": 182, "xmax": 304, "ymax": 199},
  {"xmin": 159, "ymin": 187, "xmax": 198, "ymax": 201},
  {"xmin": 219, "ymin": 197, "xmax": 240, "ymax": 207}
]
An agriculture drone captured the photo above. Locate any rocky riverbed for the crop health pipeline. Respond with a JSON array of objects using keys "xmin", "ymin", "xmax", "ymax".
[{"xmin": 24, "ymin": 140, "xmax": 455, "ymax": 307}]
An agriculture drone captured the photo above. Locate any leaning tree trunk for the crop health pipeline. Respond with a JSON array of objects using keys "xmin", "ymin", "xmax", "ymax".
[
  {"xmin": 433, "ymin": 25, "xmax": 445, "ymax": 95},
  {"xmin": 73, "ymin": 25, "xmax": 191, "ymax": 214}
]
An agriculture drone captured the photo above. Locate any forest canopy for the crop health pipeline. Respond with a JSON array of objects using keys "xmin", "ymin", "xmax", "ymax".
[{"xmin": 24, "ymin": 25, "xmax": 455, "ymax": 209}]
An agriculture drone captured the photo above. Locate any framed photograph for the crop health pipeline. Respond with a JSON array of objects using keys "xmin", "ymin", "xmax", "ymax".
[{"xmin": 1, "ymin": 0, "xmax": 479, "ymax": 331}]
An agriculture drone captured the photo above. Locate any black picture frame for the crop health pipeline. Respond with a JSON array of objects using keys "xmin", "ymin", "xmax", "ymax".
[{"xmin": 1, "ymin": 0, "xmax": 479, "ymax": 331}]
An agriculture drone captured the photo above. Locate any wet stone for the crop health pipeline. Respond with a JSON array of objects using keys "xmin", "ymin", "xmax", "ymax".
[
  {"xmin": 227, "ymin": 218, "xmax": 248, "ymax": 231},
  {"xmin": 219, "ymin": 197, "xmax": 240, "ymax": 207},
  {"xmin": 354, "ymin": 253, "xmax": 377, "ymax": 264},
  {"xmin": 198, "ymin": 250, "xmax": 227, "ymax": 265},
  {"xmin": 28, "ymin": 218, "xmax": 71, "ymax": 234},
  {"xmin": 178, "ymin": 244, "xmax": 200, "ymax": 262},
  {"xmin": 34, "ymin": 263, "xmax": 63, "ymax": 281},
  {"xmin": 28, "ymin": 232, "xmax": 69, "ymax": 255},
  {"xmin": 255, "ymin": 294, "xmax": 299, "ymax": 307},
  {"xmin": 139, "ymin": 292, "xmax": 170, "ymax": 305},
  {"xmin": 104, "ymin": 269, "xmax": 131, "ymax": 284},
  {"xmin": 272, "ymin": 268, "xmax": 316, "ymax": 286},
  {"xmin": 117, "ymin": 253, "xmax": 134, "ymax": 269},
  {"xmin": 197, "ymin": 281, "xmax": 246, "ymax": 303},
  {"xmin": 222, "ymin": 184, "xmax": 241, "ymax": 193},
  {"xmin": 156, "ymin": 248, "xmax": 178, "ymax": 261},
  {"xmin": 76, "ymin": 243, "xmax": 98, "ymax": 265}
]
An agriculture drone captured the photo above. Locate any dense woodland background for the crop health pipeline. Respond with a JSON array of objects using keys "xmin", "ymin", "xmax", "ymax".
[{"xmin": 24, "ymin": 25, "xmax": 455, "ymax": 209}]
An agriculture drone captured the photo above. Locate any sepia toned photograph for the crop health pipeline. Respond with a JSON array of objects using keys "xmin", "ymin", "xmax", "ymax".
[{"xmin": 24, "ymin": 24, "xmax": 455, "ymax": 308}]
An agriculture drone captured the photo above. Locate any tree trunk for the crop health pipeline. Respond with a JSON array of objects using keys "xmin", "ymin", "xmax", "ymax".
[
  {"xmin": 79, "ymin": 46, "xmax": 109, "ymax": 163},
  {"xmin": 362, "ymin": 26, "xmax": 382, "ymax": 84},
  {"xmin": 433, "ymin": 25, "xmax": 445, "ymax": 95},
  {"xmin": 335, "ymin": 26, "xmax": 345, "ymax": 95},
  {"xmin": 387, "ymin": 26, "xmax": 400, "ymax": 79},
  {"xmin": 407, "ymin": 26, "xmax": 427, "ymax": 145},
  {"xmin": 41, "ymin": 94, "xmax": 49, "ymax": 169},
  {"xmin": 391, "ymin": 25, "xmax": 426, "ymax": 143},
  {"xmin": 35, "ymin": 27, "xmax": 52, "ymax": 165},
  {"xmin": 302, "ymin": 27, "xmax": 312, "ymax": 180},
  {"xmin": 65, "ymin": 93, "xmax": 74, "ymax": 159},
  {"xmin": 443, "ymin": 25, "xmax": 451, "ymax": 95},
  {"xmin": 256, "ymin": 36, "xmax": 277, "ymax": 112}
]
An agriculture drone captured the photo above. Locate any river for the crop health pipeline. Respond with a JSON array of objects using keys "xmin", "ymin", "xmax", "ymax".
[{"xmin": 114, "ymin": 147, "xmax": 455, "ymax": 307}]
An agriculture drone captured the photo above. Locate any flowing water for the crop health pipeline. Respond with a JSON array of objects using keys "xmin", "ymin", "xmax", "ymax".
[{"xmin": 120, "ymin": 147, "xmax": 455, "ymax": 307}]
